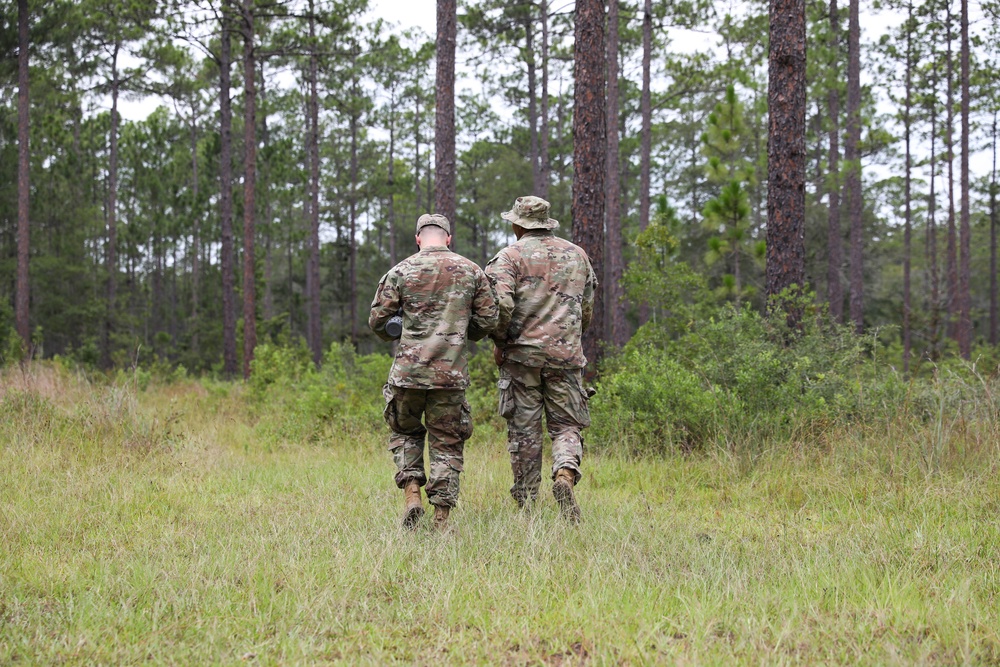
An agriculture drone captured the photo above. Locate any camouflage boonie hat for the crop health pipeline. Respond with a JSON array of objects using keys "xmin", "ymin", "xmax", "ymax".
[
  {"xmin": 501, "ymin": 196, "xmax": 559, "ymax": 230},
  {"xmin": 416, "ymin": 213, "xmax": 451, "ymax": 235}
]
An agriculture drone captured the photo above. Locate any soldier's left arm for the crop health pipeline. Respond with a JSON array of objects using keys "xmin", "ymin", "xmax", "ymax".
[
  {"xmin": 468, "ymin": 267, "xmax": 499, "ymax": 342},
  {"xmin": 581, "ymin": 254, "xmax": 598, "ymax": 333},
  {"xmin": 369, "ymin": 271, "xmax": 401, "ymax": 342},
  {"xmin": 485, "ymin": 251, "xmax": 517, "ymax": 346}
]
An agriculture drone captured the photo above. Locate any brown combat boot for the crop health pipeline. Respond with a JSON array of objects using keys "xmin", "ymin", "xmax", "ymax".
[
  {"xmin": 433, "ymin": 505, "xmax": 451, "ymax": 531},
  {"xmin": 552, "ymin": 468, "xmax": 581, "ymax": 523},
  {"xmin": 402, "ymin": 480, "xmax": 424, "ymax": 530}
]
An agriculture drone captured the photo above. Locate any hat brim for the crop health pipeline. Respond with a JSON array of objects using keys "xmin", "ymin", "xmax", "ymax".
[{"xmin": 502, "ymin": 210, "xmax": 559, "ymax": 230}]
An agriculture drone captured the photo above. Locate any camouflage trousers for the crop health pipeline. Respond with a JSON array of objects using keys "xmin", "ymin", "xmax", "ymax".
[
  {"xmin": 497, "ymin": 362, "xmax": 591, "ymax": 505},
  {"xmin": 382, "ymin": 384, "xmax": 473, "ymax": 508}
]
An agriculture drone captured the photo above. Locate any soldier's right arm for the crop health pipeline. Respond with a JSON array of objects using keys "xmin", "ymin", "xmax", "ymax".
[
  {"xmin": 485, "ymin": 251, "xmax": 517, "ymax": 346},
  {"xmin": 369, "ymin": 271, "xmax": 401, "ymax": 341}
]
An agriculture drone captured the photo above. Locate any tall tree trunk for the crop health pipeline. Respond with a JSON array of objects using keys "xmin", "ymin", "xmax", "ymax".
[
  {"xmin": 219, "ymin": 6, "xmax": 238, "ymax": 377},
  {"xmin": 572, "ymin": 0, "xmax": 606, "ymax": 365},
  {"xmin": 826, "ymin": 0, "xmax": 843, "ymax": 322},
  {"xmin": 958, "ymin": 0, "xmax": 970, "ymax": 357},
  {"xmin": 946, "ymin": 5, "xmax": 957, "ymax": 341},
  {"xmin": 991, "ymin": 112, "xmax": 998, "ymax": 347},
  {"xmin": 388, "ymin": 89, "xmax": 398, "ymax": 266},
  {"xmin": 349, "ymin": 84, "xmax": 360, "ymax": 346},
  {"xmin": 637, "ymin": 0, "xmax": 652, "ymax": 326},
  {"xmin": 307, "ymin": 2, "xmax": 322, "ymax": 366},
  {"xmin": 903, "ymin": 0, "xmax": 913, "ymax": 372},
  {"xmin": 241, "ymin": 0, "xmax": 257, "ymax": 379},
  {"xmin": 189, "ymin": 99, "xmax": 201, "ymax": 359},
  {"xmin": 766, "ymin": 0, "xmax": 807, "ymax": 326},
  {"xmin": 846, "ymin": 0, "xmax": 863, "ymax": 333},
  {"xmin": 436, "ymin": 0, "xmax": 457, "ymax": 246},
  {"xmin": 414, "ymin": 92, "xmax": 422, "ymax": 213},
  {"xmin": 539, "ymin": 0, "xmax": 550, "ymax": 199},
  {"xmin": 259, "ymin": 61, "xmax": 274, "ymax": 323},
  {"xmin": 102, "ymin": 43, "xmax": 121, "ymax": 368},
  {"xmin": 927, "ymin": 59, "xmax": 941, "ymax": 358},
  {"xmin": 15, "ymin": 0, "xmax": 29, "ymax": 353},
  {"xmin": 606, "ymin": 0, "xmax": 626, "ymax": 347},
  {"xmin": 526, "ymin": 12, "xmax": 540, "ymax": 194}
]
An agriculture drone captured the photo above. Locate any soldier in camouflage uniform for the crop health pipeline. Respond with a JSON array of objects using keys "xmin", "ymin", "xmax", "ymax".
[
  {"xmin": 486, "ymin": 196, "xmax": 597, "ymax": 521},
  {"xmin": 369, "ymin": 214, "xmax": 498, "ymax": 530}
]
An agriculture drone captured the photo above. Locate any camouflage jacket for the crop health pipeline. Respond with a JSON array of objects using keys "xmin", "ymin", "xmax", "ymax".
[
  {"xmin": 369, "ymin": 245, "xmax": 499, "ymax": 389},
  {"xmin": 486, "ymin": 230, "xmax": 597, "ymax": 368}
]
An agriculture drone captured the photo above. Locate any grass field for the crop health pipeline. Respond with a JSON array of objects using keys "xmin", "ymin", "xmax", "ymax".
[{"xmin": 2, "ymin": 365, "xmax": 1000, "ymax": 665}]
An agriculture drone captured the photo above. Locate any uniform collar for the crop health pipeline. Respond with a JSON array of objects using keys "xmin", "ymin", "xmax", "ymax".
[
  {"xmin": 419, "ymin": 244, "xmax": 450, "ymax": 252},
  {"xmin": 522, "ymin": 230, "xmax": 555, "ymax": 238}
]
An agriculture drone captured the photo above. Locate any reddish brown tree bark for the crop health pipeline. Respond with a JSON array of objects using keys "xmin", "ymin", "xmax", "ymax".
[
  {"xmin": 538, "ymin": 0, "xmax": 550, "ymax": 199},
  {"xmin": 903, "ymin": 0, "xmax": 914, "ymax": 372},
  {"xmin": 766, "ymin": 0, "xmax": 807, "ymax": 323},
  {"xmin": 958, "ymin": 0, "xmax": 971, "ymax": 357},
  {"xmin": 572, "ymin": 0, "xmax": 606, "ymax": 365},
  {"xmin": 826, "ymin": 0, "xmax": 843, "ymax": 322},
  {"xmin": 219, "ymin": 5, "xmax": 238, "ymax": 377},
  {"xmin": 241, "ymin": 0, "xmax": 258, "ymax": 379},
  {"xmin": 15, "ymin": 0, "xmax": 30, "ymax": 353},
  {"xmin": 606, "ymin": 0, "xmax": 626, "ymax": 347},
  {"xmin": 306, "ymin": 1, "xmax": 322, "ymax": 366},
  {"xmin": 990, "ymin": 113, "xmax": 998, "ymax": 346},
  {"xmin": 436, "ymin": 0, "xmax": 457, "ymax": 246},
  {"xmin": 946, "ymin": 6, "xmax": 957, "ymax": 341},
  {"xmin": 846, "ymin": 0, "xmax": 863, "ymax": 333}
]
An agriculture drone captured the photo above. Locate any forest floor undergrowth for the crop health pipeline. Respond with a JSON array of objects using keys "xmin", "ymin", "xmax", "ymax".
[{"xmin": 1, "ymin": 365, "xmax": 999, "ymax": 665}]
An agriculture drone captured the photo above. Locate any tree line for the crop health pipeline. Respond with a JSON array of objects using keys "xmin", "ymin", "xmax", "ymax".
[{"xmin": 1, "ymin": 0, "xmax": 998, "ymax": 376}]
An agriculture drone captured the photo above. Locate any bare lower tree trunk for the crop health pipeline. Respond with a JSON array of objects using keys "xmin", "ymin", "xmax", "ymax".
[
  {"xmin": 991, "ymin": 113, "xmax": 998, "ymax": 347},
  {"xmin": 846, "ymin": 0, "xmax": 863, "ymax": 333},
  {"xmin": 189, "ymin": 100, "xmax": 201, "ymax": 358},
  {"xmin": 526, "ymin": 12, "xmax": 540, "ymax": 194},
  {"xmin": 903, "ymin": 0, "xmax": 913, "ymax": 372},
  {"xmin": 349, "ymin": 86, "xmax": 360, "ymax": 346},
  {"xmin": 637, "ymin": 0, "xmax": 652, "ymax": 326},
  {"xmin": 219, "ymin": 6, "xmax": 238, "ymax": 377},
  {"xmin": 102, "ymin": 42, "xmax": 121, "ymax": 368},
  {"xmin": 15, "ymin": 0, "xmax": 29, "ymax": 353},
  {"xmin": 259, "ymin": 61, "xmax": 274, "ymax": 324},
  {"xmin": 946, "ymin": 6, "xmax": 957, "ymax": 341},
  {"xmin": 766, "ymin": 0, "xmax": 807, "ymax": 327},
  {"xmin": 388, "ymin": 89, "xmax": 398, "ymax": 266},
  {"xmin": 539, "ymin": 0, "xmax": 550, "ymax": 199},
  {"xmin": 958, "ymin": 0, "xmax": 971, "ymax": 357},
  {"xmin": 572, "ymin": 0, "xmax": 606, "ymax": 365},
  {"xmin": 307, "ymin": 2, "xmax": 322, "ymax": 366},
  {"xmin": 436, "ymin": 0, "xmax": 457, "ymax": 246},
  {"xmin": 927, "ymin": 60, "xmax": 941, "ymax": 358},
  {"xmin": 606, "ymin": 0, "xmax": 626, "ymax": 347},
  {"xmin": 241, "ymin": 0, "xmax": 258, "ymax": 380},
  {"xmin": 826, "ymin": 0, "xmax": 843, "ymax": 322}
]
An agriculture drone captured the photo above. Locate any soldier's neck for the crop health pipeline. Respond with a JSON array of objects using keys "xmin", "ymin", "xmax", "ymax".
[{"xmin": 419, "ymin": 244, "xmax": 450, "ymax": 251}]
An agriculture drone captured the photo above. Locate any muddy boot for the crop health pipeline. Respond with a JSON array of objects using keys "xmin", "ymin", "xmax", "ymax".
[
  {"xmin": 552, "ymin": 468, "xmax": 581, "ymax": 523},
  {"xmin": 402, "ymin": 480, "xmax": 424, "ymax": 530},
  {"xmin": 433, "ymin": 505, "xmax": 451, "ymax": 531}
]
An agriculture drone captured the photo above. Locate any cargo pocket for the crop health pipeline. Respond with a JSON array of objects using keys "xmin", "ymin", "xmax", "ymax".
[
  {"xmin": 382, "ymin": 384, "xmax": 400, "ymax": 433},
  {"xmin": 575, "ymin": 376, "xmax": 592, "ymax": 429},
  {"xmin": 459, "ymin": 400, "xmax": 474, "ymax": 441},
  {"xmin": 497, "ymin": 376, "xmax": 516, "ymax": 419}
]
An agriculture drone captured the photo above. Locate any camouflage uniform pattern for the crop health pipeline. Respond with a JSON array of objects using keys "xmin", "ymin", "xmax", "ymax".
[
  {"xmin": 498, "ymin": 361, "xmax": 590, "ymax": 504},
  {"xmin": 370, "ymin": 239, "xmax": 498, "ymax": 509},
  {"xmin": 370, "ymin": 244, "xmax": 498, "ymax": 388},
  {"xmin": 487, "ymin": 196, "xmax": 597, "ymax": 504},
  {"xmin": 383, "ymin": 385, "xmax": 471, "ymax": 508},
  {"xmin": 486, "ymin": 229, "xmax": 597, "ymax": 368}
]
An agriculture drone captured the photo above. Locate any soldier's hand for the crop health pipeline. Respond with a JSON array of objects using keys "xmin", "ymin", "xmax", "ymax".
[{"xmin": 493, "ymin": 345, "xmax": 505, "ymax": 367}]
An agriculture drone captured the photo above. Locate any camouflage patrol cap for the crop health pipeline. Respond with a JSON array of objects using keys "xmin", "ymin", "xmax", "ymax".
[
  {"xmin": 501, "ymin": 196, "xmax": 559, "ymax": 230},
  {"xmin": 416, "ymin": 213, "xmax": 451, "ymax": 235}
]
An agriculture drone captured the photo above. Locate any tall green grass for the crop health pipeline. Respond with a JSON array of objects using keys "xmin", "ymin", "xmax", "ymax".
[{"xmin": 2, "ymin": 362, "xmax": 999, "ymax": 664}]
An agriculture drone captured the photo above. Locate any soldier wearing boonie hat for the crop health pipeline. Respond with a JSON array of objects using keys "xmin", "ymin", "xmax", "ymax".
[
  {"xmin": 369, "ymin": 213, "xmax": 498, "ymax": 531},
  {"xmin": 486, "ymin": 196, "xmax": 597, "ymax": 522}
]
